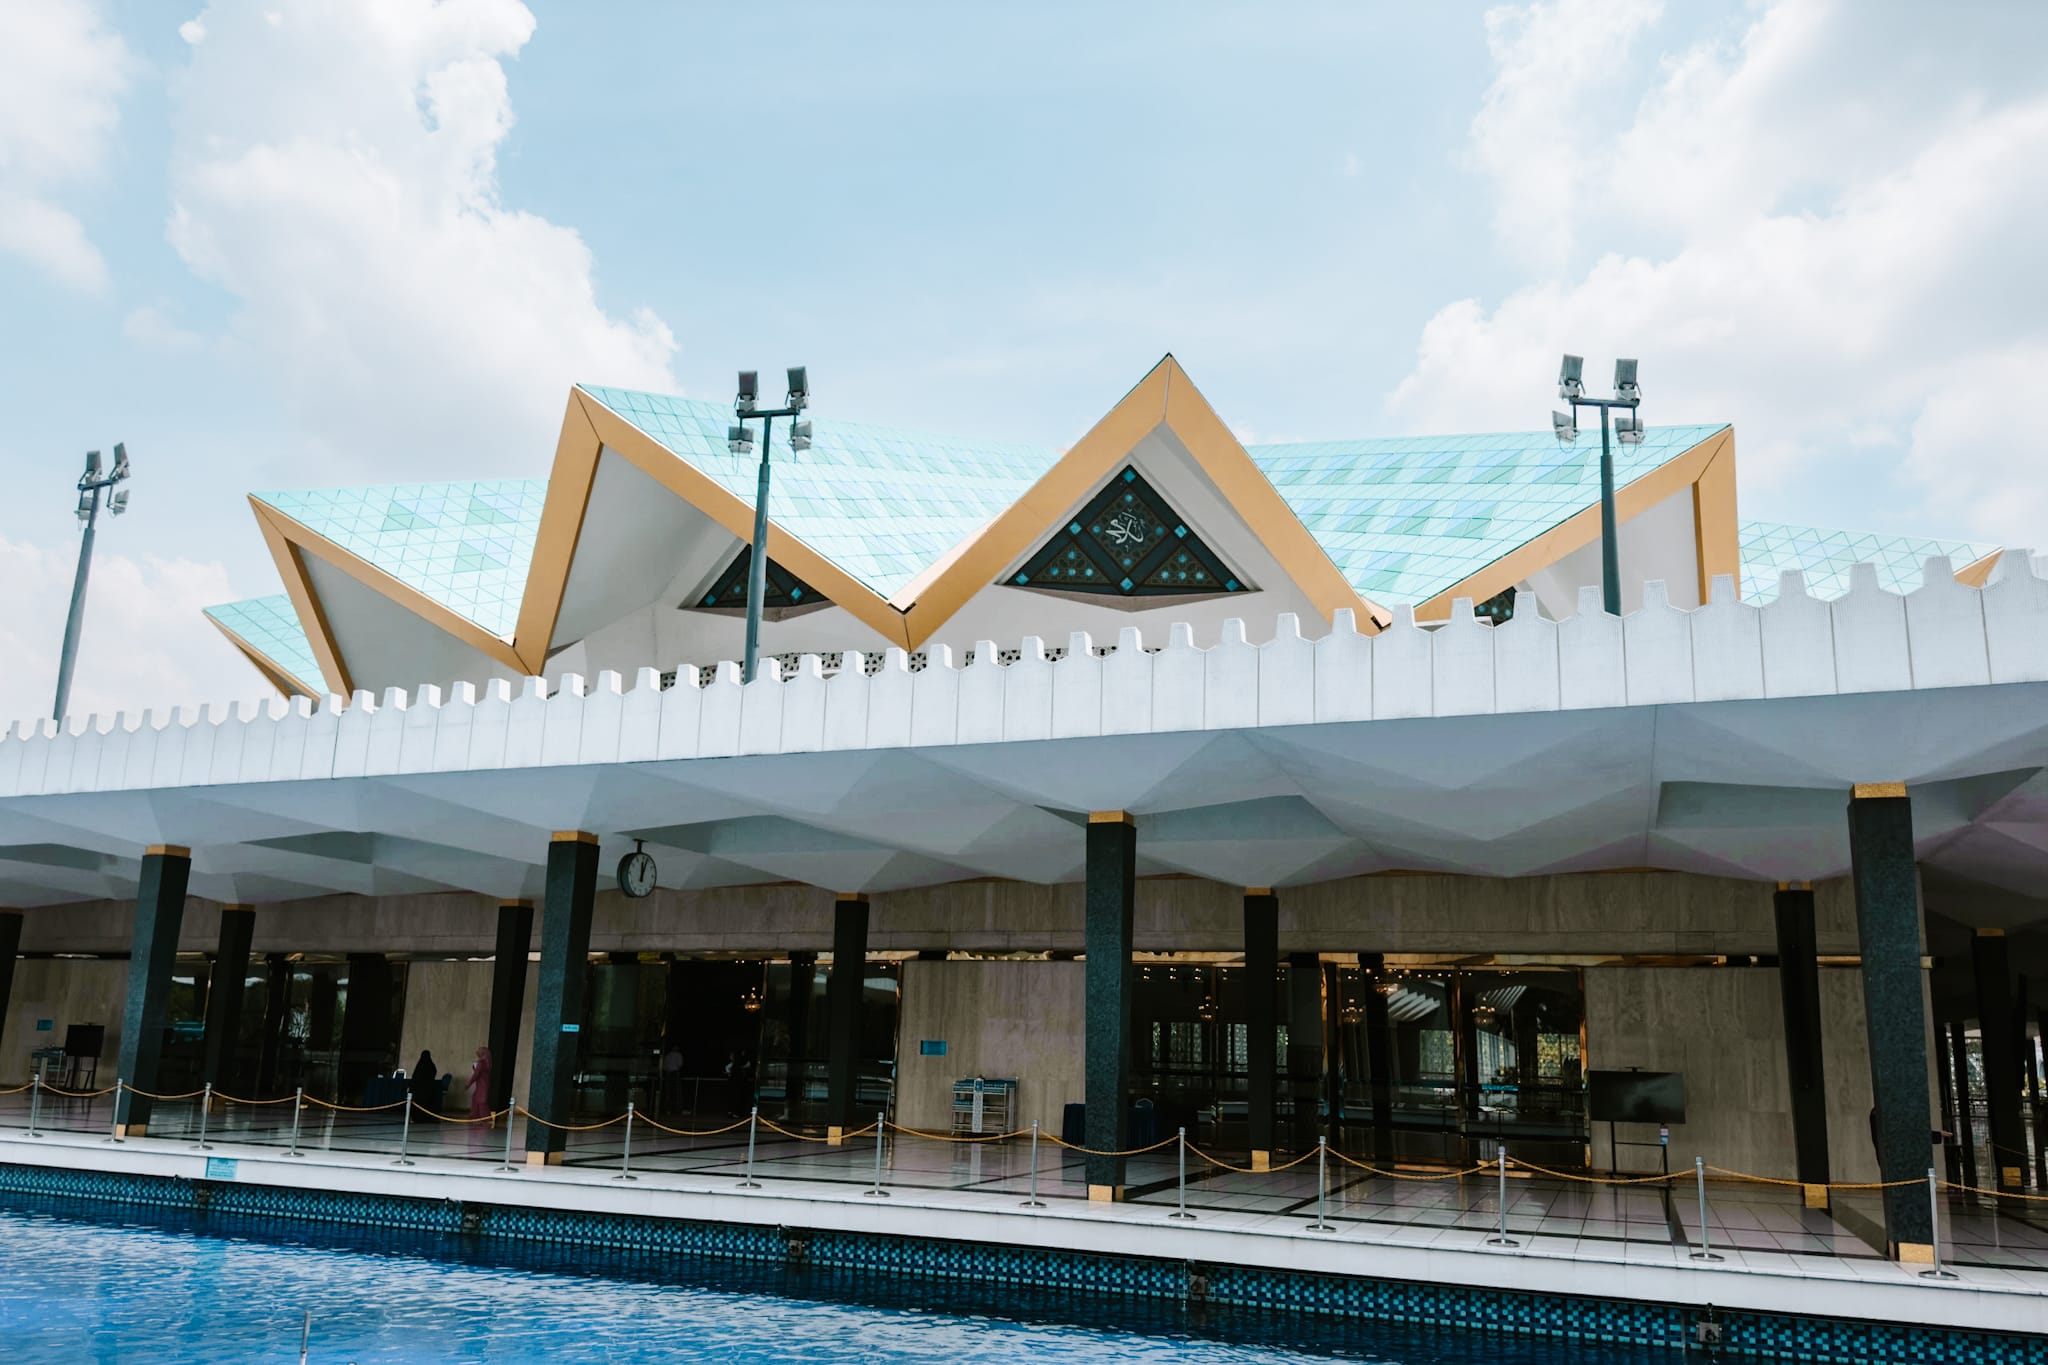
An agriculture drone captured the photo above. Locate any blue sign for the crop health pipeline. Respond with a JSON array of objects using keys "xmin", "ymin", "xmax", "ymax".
[
  {"xmin": 34, "ymin": 1019, "xmax": 52, "ymax": 1032},
  {"xmin": 560, "ymin": 1023, "xmax": 580, "ymax": 1033},
  {"xmin": 204, "ymin": 1157, "xmax": 239, "ymax": 1181},
  {"xmin": 918, "ymin": 1039, "xmax": 946, "ymax": 1057}
]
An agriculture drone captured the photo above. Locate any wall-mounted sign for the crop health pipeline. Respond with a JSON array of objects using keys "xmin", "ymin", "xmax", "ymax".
[
  {"xmin": 918, "ymin": 1039, "xmax": 946, "ymax": 1057},
  {"xmin": 35, "ymin": 1019, "xmax": 53, "ymax": 1032},
  {"xmin": 204, "ymin": 1157, "xmax": 239, "ymax": 1181},
  {"xmin": 561, "ymin": 1023, "xmax": 581, "ymax": 1033}
]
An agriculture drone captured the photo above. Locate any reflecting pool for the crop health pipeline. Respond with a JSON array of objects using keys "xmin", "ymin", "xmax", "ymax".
[{"xmin": 0, "ymin": 1200, "xmax": 1671, "ymax": 1364}]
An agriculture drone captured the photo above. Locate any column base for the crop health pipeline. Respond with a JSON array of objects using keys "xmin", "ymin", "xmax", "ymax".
[
  {"xmin": 526, "ymin": 1150, "xmax": 564, "ymax": 1166},
  {"xmin": 1087, "ymin": 1184, "xmax": 1124, "ymax": 1202},
  {"xmin": 2001, "ymin": 1166, "xmax": 2025, "ymax": 1190},
  {"xmin": 1802, "ymin": 1184, "xmax": 1830, "ymax": 1210},
  {"xmin": 1251, "ymin": 1150, "xmax": 1272, "ymax": 1172},
  {"xmin": 827, "ymin": 1126, "xmax": 845, "ymax": 1146},
  {"xmin": 114, "ymin": 1124, "xmax": 147, "ymax": 1139},
  {"xmin": 1895, "ymin": 1242, "xmax": 1934, "ymax": 1265}
]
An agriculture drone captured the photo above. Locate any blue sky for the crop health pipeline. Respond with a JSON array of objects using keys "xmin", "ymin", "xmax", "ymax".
[{"xmin": 1, "ymin": 0, "xmax": 2044, "ymax": 720}]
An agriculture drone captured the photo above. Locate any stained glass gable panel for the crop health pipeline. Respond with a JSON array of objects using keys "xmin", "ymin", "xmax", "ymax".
[
  {"xmin": 1008, "ymin": 466, "xmax": 1244, "ymax": 597},
  {"xmin": 203, "ymin": 594, "xmax": 321, "ymax": 690},
  {"xmin": 695, "ymin": 545, "xmax": 828, "ymax": 611},
  {"xmin": 1737, "ymin": 519, "xmax": 1996, "ymax": 602}
]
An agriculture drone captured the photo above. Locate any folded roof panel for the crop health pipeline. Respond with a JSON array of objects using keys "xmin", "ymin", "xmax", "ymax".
[
  {"xmin": 203, "ymin": 593, "xmax": 322, "ymax": 692},
  {"xmin": 1738, "ymin": 519, "xmax": 1997, "ymax": 601}
]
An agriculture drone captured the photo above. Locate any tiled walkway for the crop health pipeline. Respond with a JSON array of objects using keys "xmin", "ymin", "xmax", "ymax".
[{"xmin": 7, "ymin": 1091, "xmax": 2047, "ymax": 1281}]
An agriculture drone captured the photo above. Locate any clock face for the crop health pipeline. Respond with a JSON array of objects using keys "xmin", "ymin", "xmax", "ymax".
[{"xmin": 617, "ymin": 850, "xmax": 657, "ymax": 899}]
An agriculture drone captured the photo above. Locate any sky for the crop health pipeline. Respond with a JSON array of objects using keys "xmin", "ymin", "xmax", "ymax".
[{"xmin": 1, "ymin": 0, "xmax": 2044, "ymax": 724}]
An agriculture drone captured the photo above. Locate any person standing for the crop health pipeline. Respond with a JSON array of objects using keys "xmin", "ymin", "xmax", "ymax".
[{"xmin": 469, "ymin": 1046, "xmax": 493, "ymax": 1122}]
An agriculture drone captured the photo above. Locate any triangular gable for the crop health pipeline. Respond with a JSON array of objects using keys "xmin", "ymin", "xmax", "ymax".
[
  {"xmin": 1008, "ymin": 465, "xmax": 1249, "ymax": 598},
  {"xmin": 899, "ymin": 356, "xmax": 1390, "ymax": 646},
  {"xmin": 693, "ymin": 545, "xmax": 829, "ymax": 613}
]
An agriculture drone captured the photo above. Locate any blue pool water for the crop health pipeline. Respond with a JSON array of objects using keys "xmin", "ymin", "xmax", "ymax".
[{"xmin": 0, "ymin": 1199, "xmax": 1672, "ymax": 1364}]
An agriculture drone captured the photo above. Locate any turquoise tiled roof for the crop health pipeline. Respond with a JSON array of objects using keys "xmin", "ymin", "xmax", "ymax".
[
  {"xmin": 204, "ymin": 594, "xmax": 321, "ymax": 689},
  {"xmin": 579, "ymin": 386, "xmax": 1058, "ymax": 600},
  {"xmin": 1246, "ymin": 424, "xmax": 1729, "ymax": 606},
  {"xmin": 253, "ymin": 479, "xmax": 547, "ymax": 637},
  {"xmin": 1738, "ymin": 520, "xmax": 1997, "ymax": 602}
]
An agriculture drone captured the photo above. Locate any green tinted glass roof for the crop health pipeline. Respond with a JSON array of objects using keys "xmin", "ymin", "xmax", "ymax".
[
  {"xmin": 204, "ymin": 594, "xmax": 321, "ymax": 690},
  {"xmin": 253, "ymin": 479, "xmax": 547, "ymax": 637},
  {"xmin": 580, "ymin": 385, "xmax": 1058, "ymax": 600},
  {"xmin": 1738, "ymin": 520, "xmax": 1996, "ymax": 602},
  {"xmin": 1246, "ymin": 424, "xmax": 1728, "ymax": 606}
]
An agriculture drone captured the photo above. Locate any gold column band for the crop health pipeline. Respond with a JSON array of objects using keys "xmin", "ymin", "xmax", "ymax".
[
  {"xmin": 1850, "ymin": 782, "xmax": 1907, "ymax": 799},
  {"xmin": 1245, "ymin": 887, "xmax": 1274, "ymax": 897},
  {"xmin": 550, "ymin": 831, "xmax": 599, "ymax": 844},
  {"xmin": 1774, "ymin": 881, "xmax": 1811, "ymax": 892},
  {"xmin": 1977, "ymin": 927, "xmax": 2007, "ymax": 937},
  {"xmin": 1087, "ymin": 811, "xmax": 1134, "ymax": 825},
  {"xmin": 835, "ymin": 893, "xmax": 869, "ymax": 904},
  {"xmin": 144, "ymin": 845, "xmax": 191, "ymax": 859}
]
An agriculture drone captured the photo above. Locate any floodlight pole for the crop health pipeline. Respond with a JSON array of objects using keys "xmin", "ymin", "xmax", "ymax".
[
  {"xmin": 1557, "ymin": 372, "xmax": 1639, "ymax": 618},
  {"xmin": 732, "ymin": 373, "xmax": 809, "ymax": 685},
  {"xmin": 53, "ymin": 444, "xmax": 132, "ymax": 721}
]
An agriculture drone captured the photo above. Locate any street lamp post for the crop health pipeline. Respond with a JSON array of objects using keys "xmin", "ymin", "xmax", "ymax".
[
  {"xmin": 1552, "ymin": 356, "xmax": 1645, "ymax": 616},
  {"xmin": 728, "ymin": 368, "xmax": 812, "ymax": 684},
  {"xmin": 52, "ymin": 443, "xmax": 133, "ymax": 721}
]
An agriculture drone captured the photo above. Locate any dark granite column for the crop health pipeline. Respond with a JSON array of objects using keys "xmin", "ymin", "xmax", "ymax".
[
  {"xmin": 526, "ymin": 832, "xmax": 599, "ymax": 1163},
  {"xmin": 1951, "ymin": 1018, "xmax": 1979, "ymax": 1192},
  {"xmin": 1243, "ymin": 889, "xmax": 1278, "ymax": 1166},
  {"xmin": 1361, "ymin": 952, "xmax": 1396, "ymax": 1164},
  {"xmin": 1973, "ymin": 930, "xmax": 2025, "ymax": 1195},
  {"xmin": 1084, "ymin": 811, "xmax": 1136, "ymax": 1197},
  {"xmin": 0, "ymin": 912, "xmax": 21, "ymax": 1066},
  {"xmin": 1846, "ymin": 784, "xmax": 1933, "ymax": 1255},
  {"xmin": 825, "ymin": 894, "xmax": 871, "ymax": 1139},
  {"xmin": 1772, "ymin": 882, "xmax": 1831, "ymax": 1188},
  {"xmin": 255, "ymin": 953, "xmax": 289, "ymax": 1094},
  {"xmin": 488, "ymin": 902, "xmax": 533, "ymax": 1112},
  {"xmin": 200, "ymin": 906, "xmax": 255, "ymax": 1093},
  {"xmin": 783, "ymin": 950, "xmax": 818, "ymax": 1119},
  {"xmin": 1286, "ymin": 952, "xmax": 1323, "ymax": 1151},
  {"xmin": 114, "ymin": 845, "xmax": 192, "ymax": 1136},
  {"xmin": 338, "ymin": 954, "xmax": 394, "ymax": 1103}
]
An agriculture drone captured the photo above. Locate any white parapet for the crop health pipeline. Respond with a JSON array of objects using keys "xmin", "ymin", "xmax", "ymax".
[{"xmin": 4, "ymin": 553, "xmax": 2046, "ymax": 800}]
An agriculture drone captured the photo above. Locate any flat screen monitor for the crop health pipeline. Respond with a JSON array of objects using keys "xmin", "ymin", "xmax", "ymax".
[
  {"xmin": 1587, "ymin": 1069, "xmax": 1685, "ymax": 1124},
  {"xmin": 63, "ymin": 1023, "xmax": 105, "ymax": 1058}
]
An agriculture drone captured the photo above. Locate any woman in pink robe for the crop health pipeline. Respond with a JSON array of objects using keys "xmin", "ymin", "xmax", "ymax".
[{"xmin": 468, "ymin": 1046, "xmax": 492, "ymax": 1122}]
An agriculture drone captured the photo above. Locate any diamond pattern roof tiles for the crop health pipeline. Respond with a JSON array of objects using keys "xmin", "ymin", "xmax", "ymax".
[
  {"xmin": 252, "ymin": 479, "xmax": 547, "ymax": 638},
  {"xmin": 1738, "ymin": 519, "xmax": 1997, "ymax": 602},
  {"xmin": 579, "ymin": 385, "xmax": 1058, "ymax": 601},
  {"xmin": 1245, "ymin": 423, "xmax": 1729, "ymax": 606},
  {"xmin": 204, "ymin": 594, "xmax": 321, "ymax": 689}
]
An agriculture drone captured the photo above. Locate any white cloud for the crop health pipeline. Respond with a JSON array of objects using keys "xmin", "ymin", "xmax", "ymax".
[
  {"xmin": 0, "ymin": 0, "xmax": 132, "ymax": 291},
  {"xmin": 122, "ymin": 303, "xmax": 203, "ymax": 352},
  {"xmin": 164, "ymin": 0, "xmax": 677, "ymax": 481},
  {"xmin": 179, "ymin": 17, "xmax": 206, "ymax": 44},
  {"xmin": 0, "ymin": 534, "xmax": 265, "ymax": 730},
  {"xmin": 1392, "ymin": 0, "xmax": 2048, "ymax": 539}
]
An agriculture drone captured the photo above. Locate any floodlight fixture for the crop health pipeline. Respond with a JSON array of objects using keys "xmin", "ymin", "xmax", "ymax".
[
  {"xmin": 109, "ymin": 487, "xmax": 130, "ymax": 515},
  {"xmin": 789, "ymin": 420, "xmax": 812, "ymax": 453},
  {"xmin": 110, "ymin": 442, "xmax": 130, "ymax": 481},
  {"xmin": 82, "ymin": 449, "xmax": 101, "ymax": 482},
  {"xmin": 736, "ymin": 370, "xmax": 759, "ymax": 414},
  {"xmin": 1558, "ymin": 354, "xmax": 1585, "ymax": 401},
  {"xmin": 1614, "ymin": 358, "xmax": 1641, "ymax": 404},
  {"xmin": 76, "ymin": 492, "xmax": 92, "ymax": 522},
  {"xmin": 1614, "ymin": 413, "xmax": 1646, "ymax": 445},
  {"xmin": 728, "ymin": 423, "xmax": 755, "ymax": 456},
  {"xmin": 785, "ymin": 366, "xmax": 808, "ymax": 411},
  {"xmin": 1552, "ymin": 410, "xmax": 1578, "ymax": 444}
]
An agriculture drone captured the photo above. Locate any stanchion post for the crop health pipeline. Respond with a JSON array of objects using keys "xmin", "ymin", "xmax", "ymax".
[
  {"xmin": 27, "ymin": 1073, "xmax": 41, "ymax": 1138},
  {"xmin": 499, "ymin": 1099, "xmax": 519, "ymax": 1172},
  {"xmin": 613, "ymin": 1101, "xmax": 638, "ymax": 1181},
  {"xmin": 109, "ymin": 1077, "xmax": 125, "ymax": 1143},
  {"xmin": 1308, "ymin": 1136, "xmax": 1334, "ymax": 1232},
  {"xmin": 286, "ymin": 1086, "xmax": 305, "ymax": 1158},
  {"xmin": 1021, "ymin": 1119, "xmax": 1045, "ymax": 1208},
  {"xmin": 864, "ymin": 1110, "xmax": 891, "ymax": 1198},
  {"xmin": 393, "ymin": 1101, "xmax": 416, "ymax": 1167},
  {"xmin": 1485, "ymin": 1146, "xmax": 1518, "ymax": 1247},
  {"xmin": 195, "ymin": 1082, "xmax": 214, "ymax": 1151},
  {"xmin": 737, "ymin": 1105, "xmax": 762, "ymax": 1188},
  {"xmin": 1920, "ymin": 1167, "xmax": 1959, "ymax": 1280},
  {"xmin": 1169, "ymin": 1126, "xmax": 1196, "ymax": 1220},
  {"xmin": 1689, "ymin": 1156, "xmax": 1723, "ymax": 1261}
]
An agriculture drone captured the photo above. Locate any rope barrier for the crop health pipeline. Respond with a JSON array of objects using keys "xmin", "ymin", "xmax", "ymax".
[
  {"xmin": 758, "ymin": 1117, "xmax": 874, "ymax": 1142},
  {"xmin": 1189, "ymin": 1145, "xmax": 1318, "ymax": 1175},
  {"xmin": 1940, "ymin": 1178, "xmax": 2048, "ymax": 1202},
  {"xmin": 411, "ymin": 1101, "xmax": 509, "ymax": 1126},
  {"xmin": 885, "ymin": 1121, "xmax": 1030, "ymax": 1144},
  {"xmin": 519, "ymin": 1111, "xmax": 626, "ymax": 1133},
  {"xmin": 1511, "ymin": 1158, "xmax": 1679, "ymax": 1186},
  {"xmin": 0, "ymin": 1082, "xmax": 32, "ymax": 1097},
  {"xmin": 302, "ymin": 1096, "xmax": 408, "ymax": 1114},
  {"xmin": 1332, "ymin": 1152, "xmax": 1491, "ymax": 1181},
  {"xmin": 1043, "ymin": 1133, "xmax": 1180, "ymax": 1157},
  {"xmin": 211, "ymin": 1092, "xmax": 300, "ymax": 1107},
  {"xmin": 37, "ymin": 1084, "xmax": 116, "ymax": 1099},
  {"xmin": 119, "ymin": 1086, "xmax": 207, "ymax": 1102},
  {"xmin": 636, "ymin": 1114, "xmax": 751, "ymax": 1139},
  {"xmin": 1703, "ymin": 1164, "xmax": 1925, "ymax": 1191}
]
